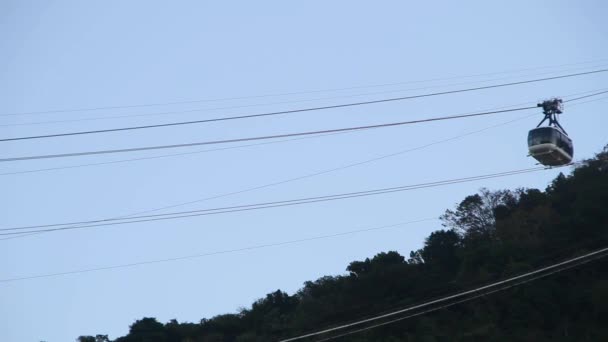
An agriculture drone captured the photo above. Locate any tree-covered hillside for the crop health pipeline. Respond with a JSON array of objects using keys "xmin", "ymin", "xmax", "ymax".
[{"xmin": 78, "ymin": 146, "xmax": 608, "ymax": 342}]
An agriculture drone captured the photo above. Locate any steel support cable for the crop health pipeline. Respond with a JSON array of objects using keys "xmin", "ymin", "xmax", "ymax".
[
  {"xmin": 0, "ymin": 166, "xmax": 556, "ymax": 236},
  {"xmin": 4, "ymin": 58, "xmax": 607, "ymax": 117},
  {"xmin": 3, "ymin": 93, "xmax": 600, "ymax": 239},
  {"xmin": 93, "ymin": 113, "xmax": 540, "ymax": 221},
  {"xmin": 279, "ymin": 246, "xmax": 608, "ymax": 342},
  {"xmin": 0, "ymin": 75, "xmax": 550, "ymax": 128},
  {"xmin": 0, "ymin": 107, "xmax": 537, "ymax": 162},
  {"xmin": 3, "ymin": 94, "xmax": 600, "ymax": 239},
  {"xmin": 0, "ymin": 102, "xmax": 542, "ymax": 175},
  {"xmin": 0, "ymin": 132, "xmax": 349, "ymax": 176},
  {"xmin": 0, "ymin": 168, "xmax": 543, "ymax": 235},
  {"xmin": 2, "ymin": 88, "xmax": 606, "ymax": 164},
  {"xmin": 2, "ymin": 68, "xmax": 606, "ymax": 143},
  {"xmin": 4, "ymin": 65, "xmax": 607, "ymax": 128},
  {"xmin": 566, "ymin": 95, "xmax": 608, "ymax": 109},
  {"xmin": 1, "ymin": 88, "xmax": 604, "ymax": 177},
  {"xmin": 563, "ymin": 89, "xmax": 608, "ymax": 102},
  {"xmin": 0, "ymin": 113, "xmax": 540, "ymax": 242},
  {"xmin": 314, "ymin": 234, "xmax": 608, "ymax": 338},
  {"xmin": 316, "ymin": 251, "xmax": 608, "ymax": 341}
]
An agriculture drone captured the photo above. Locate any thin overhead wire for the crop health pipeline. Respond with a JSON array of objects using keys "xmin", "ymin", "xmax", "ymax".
[
  {"xmin": 0, "ymin": 131, "xmax": 349, "ymax": 176},
  {"xmin": 280, "ymin": 246, "xmax": 608, "ymax": 342},
  {"xmin": 0, "ymin": 75, "xmax": 553, "ymax": 128},
  {"xmin": 2, "ymin": 68, "xmax": 606, "ymax": 142},
  {"xmin": 0, "ymin": 231, "xmax": 44, "ymax": 241},
  {"xmin": 3, "ymin": 65, "xmax": 607, "ymax": 128},
  {"xmin": 0, "ymin": 102, "xmax": 541, "ymax": 176},
  {"xmin": 3, "ymin": 88, "xmax": 607, "ymax": 163},
  {"xmin": 0, "ymin": 112, "xmax": 541, "ymax": 227},
  {"xmin": 0, "ymin": 106, "xmax": 537, "ymax": 162},
  {"xmin": 1, "ymin": 94, "xmax": 599, "ymax": 240},
  {"xmin": 563, "ymin": 89, "xmax": 608, "ymax": 102},
  {"xmin": 0, "ymin": 166, "xmax": 560, "ymax": 236},
  {"xmin": 315, "ymin": 252, "xmax": 608, "ymax": 341},
  {"xmin": 0, "ymin": 218, "xmax": 437, "ymax": 282},
  {"xmin": 0, "ymin": 94, "xmax": 599, "ymax": 240},
  {"xmin": 0, "ymin": 113, "xmax": 539, "ymax": 242},
  {"xmin": 3, "ymin": 58, "xmax": 607, "ymax": 117},
  {"xmin": 568, "ymin": 95, "xmax": 608, "ymax": 107},
  {"xmin": 1, "ymin": 88, "xmax": 604, "ymax": 177},
  {"xmin": 105, "ymin": 113, "xmax": 540, "ymax": 221}
]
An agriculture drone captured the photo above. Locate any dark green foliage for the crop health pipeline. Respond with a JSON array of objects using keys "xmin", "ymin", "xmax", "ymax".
[
  {"xmin": 80, "ymin": 146, "xmax": 608, "ymax": 341},
  {"xmin": 77, "ymin": 336, "xmax": 110, "ymax": 342}
]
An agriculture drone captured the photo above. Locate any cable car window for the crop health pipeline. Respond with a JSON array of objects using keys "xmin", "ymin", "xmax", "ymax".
[{"xmin": 528, "ymin": 128, "xmax": 555, "ymax": 146}]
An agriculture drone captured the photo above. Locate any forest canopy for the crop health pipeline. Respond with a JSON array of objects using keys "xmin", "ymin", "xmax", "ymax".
[{"xmin": 78, "ymin": 146, "xmax": 608, "ymax": 341}]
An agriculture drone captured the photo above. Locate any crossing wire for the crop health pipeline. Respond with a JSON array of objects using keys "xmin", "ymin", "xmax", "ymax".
[
  {"xmin": 3, "ymin": 93, "xmax": 601, "ymax": 239},
  {"xmin": 0, "ymin": 106, "xmax": 536, "ymax": 162},
  {"xmin": 0, "ymin": 166, "xmax": 560, "ymax": 237},
  {"xmin": 0, "ymin": 218, "xmax": 437, "ymax": 282},
  {"xmin": 1, "ymin": 68, "xmax": 606, "ymax": 143},
  {"xmin": 3, "ymin": 58, "xmax": 607, "ymax": 118},
  {"xmin": 2, "ymin": 93, "xmax": 601, "ymax": 240},
  {"xmin": 3, "ymin": 87, "xmax": 606, "ymax": 164},
  {"xmin": 0, "ymin": 113, "xmax": 540, "ymax": 241},
  {"xmin": 2, "ymin": 88, "xmax": 605, "ymax": 176},
  {"xmin": 280, "ymin": 246, "xmax": 608, "ymax": 341},
  {"xmin": 0, "ymin": 131, "xmax": 349, "ymax": 176},
  {"xmin": 3, "ymin": 64, "xmax": 607, "ymax": 128}
]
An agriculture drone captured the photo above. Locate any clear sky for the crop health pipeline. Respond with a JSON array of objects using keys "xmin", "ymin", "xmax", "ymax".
[{"xmin": 1, "ymin": 1, "xmax": 607, "ymax": 341}]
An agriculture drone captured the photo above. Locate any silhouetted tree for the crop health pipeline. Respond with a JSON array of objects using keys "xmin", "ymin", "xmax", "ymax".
[
  {"xmin": 80, "ymin": 145, "xmax": 608, "ymax": 341},
  {"xmin": 440, "ymin": 188, "xmax": 516, "ymax": 240}
]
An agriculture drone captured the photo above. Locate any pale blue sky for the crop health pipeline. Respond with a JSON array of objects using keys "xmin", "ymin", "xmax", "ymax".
[{"xmin": 1, "ymin": 1, "xmax": 607, "ymax": 341}]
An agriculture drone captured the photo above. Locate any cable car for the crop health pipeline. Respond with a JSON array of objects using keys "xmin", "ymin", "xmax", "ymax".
[
  {"xmin": 528, "ymin": 127, "xmax": 573, "ymax": 166},
  {"xmin": 527, "ymin": 98, "xmax": 573, "ymax": 166}
]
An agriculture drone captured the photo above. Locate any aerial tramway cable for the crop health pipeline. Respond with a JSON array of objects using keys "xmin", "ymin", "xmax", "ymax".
[{"xmin": 1, "ymin": 68, "xmax": 606, "ymax": 143}]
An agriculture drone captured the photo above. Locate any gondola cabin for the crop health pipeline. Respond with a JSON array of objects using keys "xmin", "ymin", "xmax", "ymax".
[{"xmin": 528, "ymin": 126, "xmax": 573, "ymax": 166}]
